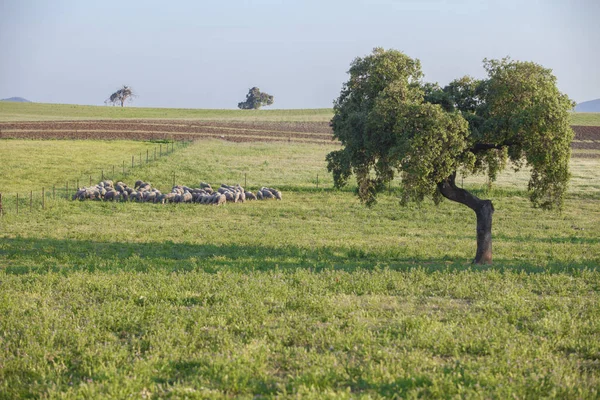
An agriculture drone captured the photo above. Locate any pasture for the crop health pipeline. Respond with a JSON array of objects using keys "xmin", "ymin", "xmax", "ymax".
[
  {"xmin": 0, "ymin": 122, "xmax": 599, "ymax": 397},
  {"xmin": 1, "ymin": 101, "xmax": 600, "ymax": 126}
]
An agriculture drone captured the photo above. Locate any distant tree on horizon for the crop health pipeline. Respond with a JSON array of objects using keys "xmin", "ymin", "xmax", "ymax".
[
  {"xmin": 238, "ymin": 87, "xmax": 274, "ymax": 110},
  {"xmin": 105, "ymin": 85, "xmax": 135, "ymax": 107}
]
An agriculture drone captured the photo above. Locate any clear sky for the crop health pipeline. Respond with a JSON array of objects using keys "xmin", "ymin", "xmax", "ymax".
[{"xmin": 0, "ymin": 0, "xmax": 598, "ymax": 108}]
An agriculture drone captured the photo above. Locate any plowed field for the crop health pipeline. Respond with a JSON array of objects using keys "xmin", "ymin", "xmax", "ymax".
[
  {"xmin": 1, "ymin": 121, "xmax": 598, "ymax": 154},
  {"xmin": 0, "ymin": 120, "xmax": 335, "ymax": 144}
]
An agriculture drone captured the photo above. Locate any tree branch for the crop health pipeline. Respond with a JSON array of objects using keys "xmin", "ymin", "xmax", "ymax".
[
  {"xmin": 437, "ymin": 172, "xmax": 483, "ymax": 211},
  {"xmin": 469, "ymin": 142, "xmax": 514, "ymax": 153}
]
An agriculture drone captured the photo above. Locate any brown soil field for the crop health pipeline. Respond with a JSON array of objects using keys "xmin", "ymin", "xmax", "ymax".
[
  {"xmin": 0, "ymin": 120, "xmax": 335, "ymax": 144},
  {"xmin": 1, "ymin": 121, "xmax": 598, "ymax": 154}
]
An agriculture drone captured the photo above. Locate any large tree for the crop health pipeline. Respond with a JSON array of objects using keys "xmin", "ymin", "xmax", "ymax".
[
  {"xmin": 238, "ymin": 87, "xmax": 274, "ymax": 109},
  {"xmin": 106, "ymin": 85, "xmax": 135, "ymax": 107},
  {"xmin": 326, "ymin": 48, "xmax": 574, "ymax": 264}
]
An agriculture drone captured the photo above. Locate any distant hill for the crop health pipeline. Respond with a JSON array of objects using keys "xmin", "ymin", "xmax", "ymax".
[
  {"xmin": 575, "ymin": 99, "xmax": 600, "ymax": 112},
  {"xmin": 1, "ymin": 97, "xmax": 31, "ymax": 103}
]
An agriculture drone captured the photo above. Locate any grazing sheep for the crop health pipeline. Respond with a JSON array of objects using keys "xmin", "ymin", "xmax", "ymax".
[
  {"xmin": 215, "ymin": 194, "xmax": 226, "ymax": 206},
  {"xmin": 134, "ymin": 180, "xmax": 143, "ymax": 189},
  {"xmin": 261, "ymin": 189, "xmax": 274, "ymax": 199},
  {"xmin": 144, "ymin": 191, "xmax": 156, "ymax": 203},
  {"xmin": 154, "ymin": 193, "xmax": 166, "ymax": 204},
  {"xmin": 182, "ymin": 192, "xmax": 193, "ymax": 203},
  {"xmin": 164, "ymin": 193, "xmax": 177, "ymax": 203},
  {"xmin": 256, "ymin": 190, "xmax": 263, "ymax": 200},
  {"xmin": 104, "ymin": 190, "xmax": 117, "ymax": 201},
  {"xmin": 245, "ymin": 191, "xmax": 256, "ymax": 200}
]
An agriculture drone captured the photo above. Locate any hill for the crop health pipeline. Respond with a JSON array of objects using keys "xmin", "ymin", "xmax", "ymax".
[
  {"xmin": 575, "ymin": 98, "xmax": 600, "ymax": 112},
  {"xmin": 1, "ymin": 96, "xmax": 31, "ymax": 103}
]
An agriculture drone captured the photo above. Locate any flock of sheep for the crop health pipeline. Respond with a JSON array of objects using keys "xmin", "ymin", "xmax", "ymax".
[{"xmin": 72, "ymin": 180, "xmax": 282, "ymax": 205}]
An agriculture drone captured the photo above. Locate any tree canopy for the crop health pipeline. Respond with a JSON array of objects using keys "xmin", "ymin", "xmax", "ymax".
[
  {"xmin": 327, "ymin": 48, "xmax": 574, "ymax": 263},
  {"xmin": 106, "ymin": 85, "xmax": 135, "ymax": 107},
  {"xmin": 238, "ymin": 87, "xmax": 274, "ymax": 110}
]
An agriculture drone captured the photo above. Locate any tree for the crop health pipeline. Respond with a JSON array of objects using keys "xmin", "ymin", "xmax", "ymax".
[
  {"xmin": 326, "ymin": 48, "xmax": 574, "ymax": 264},
  {"xmin": 105, "ymin": 85, "xmax": 135, "ymax": 107},
  {"xmin": 238, "ymin": 87, "xmax": 274, "ymax": 109}
]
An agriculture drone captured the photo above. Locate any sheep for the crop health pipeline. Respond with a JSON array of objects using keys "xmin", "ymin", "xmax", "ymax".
[
  {"xmin": 104, "ymin": 190, "xmax": 117, "ymax": 201},
  {"xmin": 245, "ymin": 191, "xmax": 256, "ymax": 200},
  {"xmin": 154, "ymin": 193, "xmax": 166, "ymax": 204},
  {"xmin": 164, "ymin": 193, "xmax": 177, "ymax": 203},
  {"xmin": 182, "ymin": 192, "xmax": 193, "ymax": 203},
  {"xmin": 261, "ymin": 189, "xmax": 274, "ymax": 199},
  {"xmin": 215, "ymin": 194, "xmax": 226, "ymax": 206},
  {"xmin": 255, "ymin": 190, "xmax": 263, "ymax": 200},
  {"xmin": 144, "ymin": 191, "xmax": 157, "ymax": 203}
]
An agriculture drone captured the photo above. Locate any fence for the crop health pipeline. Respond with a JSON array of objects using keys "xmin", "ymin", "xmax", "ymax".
[{"xmin": 0, "ymin": 140, "xmax": 190, "ymax": 216}]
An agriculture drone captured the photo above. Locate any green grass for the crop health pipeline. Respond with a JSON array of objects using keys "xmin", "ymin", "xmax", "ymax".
[
  {"xmin": 0, "ymin": 139, "xmax": 599, "ymax": 398},
  {"xmin": 0, "ymin": 102, "xmax": 334, "ymax": 122},
  {"xmin": 0, "ymin": 140, "xmax": 186, "ymax": 193},
  {"xmin": 2, "ymin": 102, "xmax": 600, "ymax": 127},
  {"xmin": 571, "ymin": 112, "xmax": 600, "ymax": 126}
]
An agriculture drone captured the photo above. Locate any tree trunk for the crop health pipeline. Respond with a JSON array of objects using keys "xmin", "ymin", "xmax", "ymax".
[{"xmin": 437, "ymin": 172, "xmax": 494, "ymax": 264}]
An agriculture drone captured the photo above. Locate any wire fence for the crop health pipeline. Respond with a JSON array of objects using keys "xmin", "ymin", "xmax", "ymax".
[{"xmin": 0, "ymin": 140, "xmax": 193, "ymax": 217}]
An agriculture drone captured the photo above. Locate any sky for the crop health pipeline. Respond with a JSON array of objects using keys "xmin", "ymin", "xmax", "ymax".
[{"xmin": 0, "ymin": 0, "xmax": 598, "ymax": 109}]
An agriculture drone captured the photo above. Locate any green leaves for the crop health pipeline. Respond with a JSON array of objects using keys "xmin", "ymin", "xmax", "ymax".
[
  {"xmin": 238, "ymin": 87, "xmax": 274, "ymax": 110},
  {"xmin": 328, "ymin": 49, "xmax": 575, "ymax": 210}
]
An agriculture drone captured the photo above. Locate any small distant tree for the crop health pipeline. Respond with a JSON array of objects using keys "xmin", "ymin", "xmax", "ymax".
[
  {"xmin": 105, "ymin": 85, "xmax": 135, "ymax": 107},
  {"xmin": 238, "ymin": 87, "xmax": 274, "ymax": 109},
  {"xmin": 327, "ymin": 48, "xmax": 574, "ymax": 264}
]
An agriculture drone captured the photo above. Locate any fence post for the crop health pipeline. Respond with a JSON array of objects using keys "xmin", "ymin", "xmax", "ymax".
[
  {"xmin": 42, "ymin": 188, "xmax": 45, "ymax": 210},
  {"xmin": 0, "ymin": 193, "xmax": 3, "ymax": 217},
  {"xmin": 66, "ymin": 181, "xmax": 68, "ymax": 199},
  {"xmin": 30, "ymin": 191, "xmax": 32, "ymax": 213},
  {"xmin": 53, "ymin": 185, "xmax": 55, "ymax": 200},
  {"xmin": 77, "ymin": 179, "xmax": 79, "ymax": 190},
  {"xmin": 146, "ymin": 149, "xmax": 149, "ymax": 163},
  {"xmin": 154, "ymin": 148, "xmax": 157, "ymax": 161},
  {"xmin": 316, "ymin": 174, "xmax": 319, "ymax": 189},
  {"xmin": 113, "ymin": 165, "xmax": 115, "ymax": 177},
  {"xmin": 140, "ymin": 152, "xmax": 142, "ymax": 167},
  {"xmin": 90, "ymin": 175, "xmax": 92, "ymax": 186},
  {"xmin": 16, "ymin": 193, "xmax": 19, "ymax": 215},
  {"xmin": 102, "ymin": 170, "xmax": 104, "ymax": 181},
  {"xmin": 132, "ymin": 155, "xmax": 134, "ymax": 168},
  {"xmin": 160, "ymin": 144, "xmax": 162, "ymax": 157}
]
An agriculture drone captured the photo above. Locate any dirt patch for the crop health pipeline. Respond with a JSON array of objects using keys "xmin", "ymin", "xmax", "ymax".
[{"xmin": 572, "ymin": 125, "xmax": 600, "ymax": 141}]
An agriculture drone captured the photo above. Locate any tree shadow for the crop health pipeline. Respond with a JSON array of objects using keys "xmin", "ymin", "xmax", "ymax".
[{"xmin": 0, "ymin": 237, "xmax": 596, "ymax": 275}]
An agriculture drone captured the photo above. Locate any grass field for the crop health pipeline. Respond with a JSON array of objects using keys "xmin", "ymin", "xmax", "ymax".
[
  {"xmin": 2, "ymin": 102, "xmax": 600, "ymax": 126},
  {"xmin": 0, "ymin": 137, "xmax": 599, "ymax": 398},
  {"xmin": 0, "ymin": 102, "xmax": 334, "ymax": 122}
]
